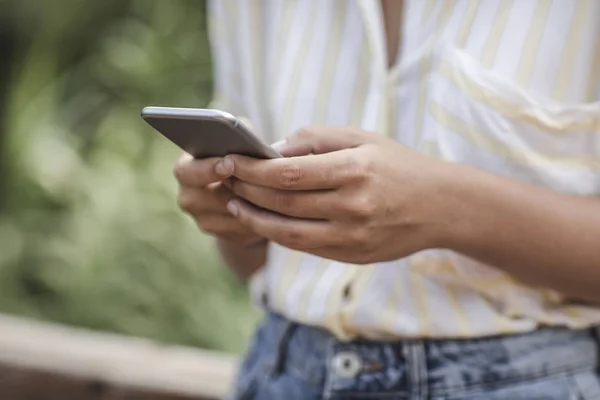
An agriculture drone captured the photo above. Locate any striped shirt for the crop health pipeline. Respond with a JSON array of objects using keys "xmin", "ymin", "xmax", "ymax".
[{"xmin": 207, "ymin": 0, "xmax": 600, "ymax": 339}]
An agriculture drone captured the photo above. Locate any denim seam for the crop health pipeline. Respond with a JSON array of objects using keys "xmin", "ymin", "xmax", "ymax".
[
  {"xmin": 268, "ymin": 320, "xmax": 296, "ymax": 378},
  {"xmin": 433, "ymin": 361, "xmax": 596, "ymax": 397},
  {"xmin": 406, "ymin": 342, "xmax": 426, "ymax": 400},
  {"xmin": 328, "ymin": 392, "xmax": 411, "ymax": 399},
  {"xmin": 402, "ymin": 342, "xmax": 416, "ymax": 399},
  {"xmin": 323, "ymin": 336, "xmax": 337, "ymax": 400},
  {"xmin": 416, "ymin": 343, "xmax": 428, "ymax": 400}
]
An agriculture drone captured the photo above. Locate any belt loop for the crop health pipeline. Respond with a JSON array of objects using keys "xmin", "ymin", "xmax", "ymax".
[
  {"xmin": 269, "ymin": 320, "xmax": 298, "ymax": 378},
  {"xmin": 403, "ymin": 340, "xmax": 428, "ymax": 399}
]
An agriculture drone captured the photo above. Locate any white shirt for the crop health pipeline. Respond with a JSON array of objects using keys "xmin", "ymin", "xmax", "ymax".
[{"xmin": 208, "ymin": 0, "xmax": 600, "ymax": 339}]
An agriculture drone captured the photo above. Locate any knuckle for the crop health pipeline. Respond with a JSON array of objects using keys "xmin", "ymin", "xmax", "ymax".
[
  {"xmin": 278, "ymin": 164, "xmax": 303, "ymax": 188},
  {"xmin": 349, "ymin": 228, "xmax": 371, "ymax": 249},
  {"xmin": 178, "ymin": 191, "xmax": 197, "ymax": 213},
  {"xmin": 348, "ymin": 195, "xmax": 377, "ymax": 219},
  {"xmin": 273, "ymin": 191, "xmax": 295, "ymax": 213},
  {"xmin": 198, "ymin": 219, "xmax": 224, "ymax": 236},
  {"xmin": 229, "ymin": 179, "xmax": 244, "ymax": 196},
  {"xmin": 277, "ymin": 226, "xmax": 307, "ymax": 248},
  {"xmin": 173, "ymin": 159, "xmax": 188, "ymax": 183},
  {"xmin": 352, "ymin": 157, "xmax": 375, "ymax": 180},
  {"xmin": 294, "ymin": 127, "xmax": 315, "ymax": 141}
]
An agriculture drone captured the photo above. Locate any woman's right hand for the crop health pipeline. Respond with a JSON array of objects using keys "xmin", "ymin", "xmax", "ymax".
[{"xmin": 174, "ymin": 153, "xmax": 264, "ymax": 246}]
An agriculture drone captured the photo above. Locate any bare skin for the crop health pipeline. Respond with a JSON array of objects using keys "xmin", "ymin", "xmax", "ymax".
[
  {"xmin": 381, "ymin": 0, "xmax": 403, "ymax": 68},
  {"xmin": 222, "ymin": 127, "xmax": 600, "ymax": 303},
  {"xmin": 176, "ymin": 2, "xmax": 600, "ymax": 302},
  {"xmin": 175, "ymin": 153, "xmax": 267, "ymax": 280},
  {"xmin": 174, "ymin": 0, "xmax": 407, "ymax": 281}
]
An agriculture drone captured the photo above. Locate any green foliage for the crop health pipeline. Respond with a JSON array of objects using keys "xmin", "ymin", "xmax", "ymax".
[{"xmin": 0, "ymin": 0, "xmax": 260, "ymax": 353}]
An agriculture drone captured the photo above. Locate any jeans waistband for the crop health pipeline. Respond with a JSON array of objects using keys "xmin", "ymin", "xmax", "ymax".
[{"xmin": 259, "ymin": 312, "xmax": 599, "ymax": 397}]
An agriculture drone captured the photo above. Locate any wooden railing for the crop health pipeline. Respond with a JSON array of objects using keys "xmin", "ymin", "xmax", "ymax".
[{"xmin": 0, "ymin": 314, "xmax": 239, "ymax": 399}]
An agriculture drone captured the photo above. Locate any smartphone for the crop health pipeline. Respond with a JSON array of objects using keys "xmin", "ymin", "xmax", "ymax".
[{"xmin": 141, "ymin": 106, "xmax": 281, "ymax": 159}]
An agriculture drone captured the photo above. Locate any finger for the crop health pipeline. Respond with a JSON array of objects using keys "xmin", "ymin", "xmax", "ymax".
[
  {"xmin": 174, "ymin": 153, "xmax": 234, "ymax": 187},
  {"xmin": 179, "ymin": 182, "xmax": 234, "ymax": 215},
  {"xmin": 195, "ymin": 213, "xmax": 255, "ymax": 237},
  {"xmin": 282, "ymin": 126, "xmax": 375, "ymax": 155},
  {"xmin": 303, "ymin": 247, "xmax": 374, "ymax": 265},
  {"xmin": 227, "ymin": 199, "xmax": 339, "ymax": 249},
  {"xmin": 272, "ymin": 139, "xmax": 315, "ymax": 158},
  {"xmin": 230, "ymin": 180, "xmax": 335, "ymax": 219},
  {"xmin": 227, "ymin": 151, "xmax": 359, "ymax": 190}
]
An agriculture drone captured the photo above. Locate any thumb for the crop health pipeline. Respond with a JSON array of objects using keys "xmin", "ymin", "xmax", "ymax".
[
  {"xmin": 271, "ymin": 139, "xmax": 312, "ymax": 157},
  {"xmin": 281, "ymin": 127, "xmax": 373, "ymax": 155}
]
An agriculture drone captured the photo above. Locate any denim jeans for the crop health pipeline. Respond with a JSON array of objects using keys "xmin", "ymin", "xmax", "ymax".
[{"xmin": 229, "ymin": 313, "xmax": 600, "ymax": 400}]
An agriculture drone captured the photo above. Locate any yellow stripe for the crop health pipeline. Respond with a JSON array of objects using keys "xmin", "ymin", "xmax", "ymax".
[
  {"xmin": 455, "ymin": 1, "xmax": 480, "ymax": 49},
  {"xmin": 443, "ymin": 285, "xmax": 471, "ymax": 336},
  {"xmin": 420, "ymin": 0, "xmax": 437, "ymax": 25},
  {"xmin": 209, "ymin": 1, "xmax": 242, "ymax": 111},
  {"xmin": 248, "ymin": 1, "xmax": 267, "ymax": 123},
  {"xmin": 297, "ymin": 259, "xmax": 329, "ymax": 321},
  {"xmin": 409, "ymin": 259, "xmax": 432, "ymax": 335},
  {"xmin": 213, "ymin": 2, "xmax": 233, "ymax": 42},
  {"xmin": 383, "ymin": 72, "xmax": 401, "ymax": 138},
  {"xmin": 439, "ymin": 60, "xmax": 600, "ymax": 134},
  {"xmin": 515, "ymin": 0, "xmax": 553, "ymax": 87},
  {"xmin": 323, "ymin": 266, "xmax": 358, "ymax": 340},
  {"xmin": 414, "ymin": 0, "xmax": 456, "ymax": 145},
  {"xmin": 274, "ymin": 251, "xmax": 303, "ymax": 311},
  {"xmin": 481, "ymin": 0, "xmax": 514, "ymax": 69},
  {"xmin": 221, "ymin": 0, "xmax": 237, "ymax": 28},
  {"xmin": 411, "ymin": 257, "xmax": 596, "ymax": 333},
  {"xmin": 277, "ymin": 2, "xmax": 312, "ymax": 133},
  {"xmin": 552, "ymin": 0, "xmax": 589, "ymax": 102},
  {"xmin": 562, "ymin": 304, "xmax": 583, "ymax": 322},
  {"xmin": 410, "ymin": 257, "xmax": 470, "ymax": 336},
  {"xmin": 412, "ymin": 257, "xmax": 517, "ymax": 334},
  {"xmin": 313, "ymin": 1, "xmax": 349, "ymax": 125},
  {"xmin": 270, "ymin": 1, "xmax": 297, "ymax": 96},
  {"xmin": 348, "ymin": 40, "xmax": 372, "ymax": 127},
  {"xmin": 429, "ymin": 101, "xmax": 600, "ymax": 170},
  {"xmin": 378, "ymin": 262, "xmax": 406, "ymax": 336},
  {"xmin": 585, "ymin": 34, "xmax": 600, "ymax": 102},
  {"xmin": 340, "ymin": 266, "xmax": 376, "ymax": 337},
  {"xmin": 422, "ymin": 140, "xmax": 445, "ymax": 159}
]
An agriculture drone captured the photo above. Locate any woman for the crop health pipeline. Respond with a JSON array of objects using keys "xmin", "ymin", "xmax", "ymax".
[{"xmin": 176, "ymin": 1, "xmax": 600, "ymax": 398}]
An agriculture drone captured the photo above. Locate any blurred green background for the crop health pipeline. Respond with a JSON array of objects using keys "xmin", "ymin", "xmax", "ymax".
[{"xmin": 0, "ymin": 0, "xmax": 260, "ymax": 353}]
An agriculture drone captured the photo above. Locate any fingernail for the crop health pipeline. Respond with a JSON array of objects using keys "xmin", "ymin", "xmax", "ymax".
[
  {"xmin": 216, "ymin": 157, "xmax": 234, "ymax": 176},
  {"xmin": 271, "ymin": 139, "xmax": 288, "ymax": 151},
  {"xmin": 227, "ymin": 200, "xmax": 239, "ymax": 217}
]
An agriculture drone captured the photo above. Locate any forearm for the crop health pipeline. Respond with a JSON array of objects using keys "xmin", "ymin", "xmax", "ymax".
[
  {"xmin": 217, "ymin": 238, "xmax": 268, "ymax": 281},
  {"xmin": 439, "ymin": 164, "xmax": 600, "ymax": 302}
]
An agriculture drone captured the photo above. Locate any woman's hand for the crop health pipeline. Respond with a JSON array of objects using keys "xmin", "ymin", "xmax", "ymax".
[
  {"xmin": 174, "ymin": 153, "xmax": 265, "ymax": 246},
  {"xmin": 223, "ymin": 127, "xmax": 453, "ymax": 264}
]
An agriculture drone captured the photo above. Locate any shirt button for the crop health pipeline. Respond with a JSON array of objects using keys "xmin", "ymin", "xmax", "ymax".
[{"xmin": 331, "ymin": 351, "xmax": 363, "ymax": 379}]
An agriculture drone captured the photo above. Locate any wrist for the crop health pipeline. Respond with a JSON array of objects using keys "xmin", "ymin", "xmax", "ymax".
[
  {"xmin": 428, "ymin": 162, "xmax": 484, "ymax": 251},
  {"xmin": 216, "ymin": 236, "xmax": 268, "ymax": 281},
  {"xmin": 217, "ymin": 235, "xmax": 268, "ymax": 249}
]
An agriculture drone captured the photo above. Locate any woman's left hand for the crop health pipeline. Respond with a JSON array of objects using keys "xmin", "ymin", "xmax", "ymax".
[{"xmin": 224, "ymin": 127, "xmax": 454, "ymax": 264}]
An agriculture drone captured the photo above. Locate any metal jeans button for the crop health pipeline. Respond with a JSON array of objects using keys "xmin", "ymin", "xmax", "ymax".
[{"xmin": 331, "ymin": 351, "xmax": 363, "ymax": 379}]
